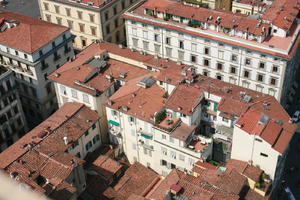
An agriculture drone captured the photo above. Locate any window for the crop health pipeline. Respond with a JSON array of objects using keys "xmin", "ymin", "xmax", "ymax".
[
  {"xmin": 204, "ymin": 59, "xmax": 210, "ymax": 66},
  {"xmin": 67, "ymin": 20, "xmax": 73, "ymax": 28},
  {"xmin": 188, "ymin": 158, "xmax": 195, "ymax": 166},
  {"xmin": 114, "ymin": 18, "xmax": 119, "ymax": 28},
  {"xmin": 128, "ymin": 116, "xmax": 135, "ymax": 123},
  {"xmin": 79, "ymin": 23, "xmax": 85, "ymax": 32},
  {"xmin": 245, "ymin": 58, "xmax": 251, "ymax": 65},
  {"xmin": 260, "ymin": 153, "xmax": 268, "ymax": 157},
  {"xmin": 270, "ymin": 78, "xmax": 277, "ymax": 86},
  {"xmin": 257, "ymin": 74, "xmax": 264, "ymax": 82},
  {"xmin": 143, "ymin": 41, "xmax": 149, "ymax": 50},
  {"xmin": 131, "ymin": 129, "xmax": 135, "ymax": 136},
  {"xmin": 71, "ymin": 90, "xmax": 78, "ymax": 99},
  {"xmin": 191, "ymin": 43, "xmax": 197, "ymax": 52},
  {"xmin": 231, "ymin": 54, "xmax": 238, "ymax": 62},
  {"xmin": 84, "ymin": 130, "xmax": 89, "ymax": 137},
  {"xmin": 191, "ymin": 54, "xmax": 197, "ymax": 63},
  {"xmin": 170, "ymin": 151, "xmax": 176, "ymax": 159},
  {"xmin": 111, "ymin": 110, "xmax": 118, "ymax": 116},
  {"xmin": 166, "ymin": 47, "xmax": 172, "ymax": 57},
  {"xmin": 242, "ymin": 81, "xmax": 250, "ymax": 88},
  {"xmin": 83, "ymin": 94, "xmax": 90, "ymax": 103},
  {"xmin": 132, "ymin": 38, "xmax": 138, "ymax": 47},
  {"xmin": 85, "ymin": 141, "xmax": 93, "ymax": 151},
  {"xmin": 222, "ymin": 117, "xmax": 229, "ymax": 122},
  {"xmin": 113, "ymin": 6, "xmax": 117, "ymax": 14},
  {"xmin": 179, "ymin": 40, "xmax": 184, "ymax": 49},
  {"xmin": 244, "ymin": 70, "xmax": 250, "ymax": 78},
  {"xmin": 54, "ymin": 5, "xmax": 60, "ymax": 14},
  {"xmin": 154, "ymin": 34, "xmax": 160, "ymax": 42},
  {"xmin": 166, "ymin": 37, "xmax": 171, "ymax": 45},
  {"xmin": 204, "ymin": 47, "xmax": 210, "ymax": 55},
  {"xmin": 272, "ymin": 65, "xmax": 279, "ymax": 73},
  {"xmin": 268, "ymin": 89, "xmax": 276, "ymax": 96},
  {"xmin": 132, "ymin": 28, "xmax": 137, "ymax": 36},
  {"xmin": 169, "ymin": 137, "xmax": 174, "ymax": 143},
  {"xmin": 259, "ymin": 62, "xmax": 265, "ymax": 69},
  {"xmin": 77, "ymin": 11, "xmax": 82, "ymax": 19},
  {"xmin": 105, "ymin": 11, "xmax": 109, "ymax": 21},
  {"xmin": 216, "ymin": 74, "xmax": 222, "ymax": 80},
  {"xmin": 218, "ymin": 51, "xmax": 224, "ymax": 59},
  {"xmin": 44, "ymin": 3, "xmax": 49, "ymax": 10},
  {"xmin": 143, "ymin": 31, "xmax": 148, "ymax": 39},
  {"xmin": 121, "ymin": 1, "xmax": 125, "ymax": 9},
  {"xmin": 45, "ymin": 14, "xmax": 51, "ymax": 22},
  {"xmin": 92, "ymin": 124, "xmax": 96, "ymax": 129},
  {"xmin": 154, "ymin": 44, "xmax": 160, "ymax": 53},
  {"xmin": 161, "ymin": 147, "xmax": 167, "ymax": 155},
  {"xmin": 56, "ymin": 17, "xmax": 62, "ymax": 25},
  {"xmin": 60, "ymin": 85, "xmax": 67, "ymax": 95},
  {"xmin": 217, "ymin": 62, "xmax": 223, "ymax": 70},
  {"xmin": 66, "ymin": 8, "xmax": 71, "ymax": 16},
  {"xmin": 106, "ymin": 24, "xmax": 110, "ymax": 34},
  {"xmin": 230, "ymin": 66, "xmax": 236, "ymax": 74},
  {"xmin": 161, "ymin": 159, "xmax": 167, "ymax": 166},
  {"xmin": 90, "ymin": 26, "xmax": 97, "ymax": 36},
  {"xmin": 178, "ymin": 50, "xmax": 184, "ymax": 60},
  {"xmin": 229, "ymin": 77, "xmax": 236, "ymax": 84},
  {"xmin": 162, "ymin": 134, "xmax": 166, "ymax": 140},
  {"xmin": 89, "ymin": 14, "xmax": 95, "ymax": 22},
  {"xmin": 93, "ymin": 135, "xmax": 100, "ymax": 144}
]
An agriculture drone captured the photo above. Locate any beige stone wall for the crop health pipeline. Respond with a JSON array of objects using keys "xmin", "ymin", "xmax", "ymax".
[{"xmin": 38, "ymin": 0, "xmax": 138, "ymax": 50}]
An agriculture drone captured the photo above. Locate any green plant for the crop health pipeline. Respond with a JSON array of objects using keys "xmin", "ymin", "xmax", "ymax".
[{"xmin": 155, "ymin": 110, "xmax": 166, "ymax": 124}]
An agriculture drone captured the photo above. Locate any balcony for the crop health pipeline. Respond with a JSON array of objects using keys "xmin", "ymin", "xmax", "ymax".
[
  {"xmin": 138, "ymin": 139, "xmax": 154, "ymax": 150},
  {"xmin": 137, "ymin": 131, "xmax": 153, "ymax": 139}
]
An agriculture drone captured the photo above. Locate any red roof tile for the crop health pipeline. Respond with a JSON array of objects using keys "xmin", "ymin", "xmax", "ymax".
[
  {"xmin": 0, "ymin": 9, "xmax": 68, "ymax": 53},
  {"xmin": 226, "ymin": 159, "xmax": 263, "ymax": 182}
]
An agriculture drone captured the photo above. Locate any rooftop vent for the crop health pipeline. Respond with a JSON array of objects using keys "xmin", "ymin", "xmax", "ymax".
[
  {"xmin": 63, "ymin": 136, "xmax": 68, "ymax": 145},
  {"xmin": 87, "ymin": 1, "xmax": 94, "ymax": 6},
  {"xmin": 166, "ymin": 119, "xmax": 173, "ymax": 125},
  {"xmin": 137, "ymin": 77, "xmax": 155, "ymax": 88},
  {"xmin": 242, "ymin": 94, "xmax": 252, "ymax": 103},
  {"xmin": 119, "ymin": 72, "xmax": 127, "ymax": 78},
  {"xmin": 106, "ymin": 74, "xmax": 113, "ymax": 82},
  {"xmin": 258, "ymin": 114, "xmax": 269, "ymax": 125},
  {"xmin": 181, "ymin": 70, "xmax": 187, "ymax": 76},
  {"xmin": 0, "ymin": 18, "xmax": 19, "ymax": 32},
  {"xmin": 122, "ymin": 105, "xmax": 129, "ymax": 111}
]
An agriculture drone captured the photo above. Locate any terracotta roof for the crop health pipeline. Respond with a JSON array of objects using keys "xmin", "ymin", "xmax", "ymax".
[
  {"xmin": 107, "ymin": 75, "xmax": 166, "ymax": 123},
  {"xmin": 166, "ymin": 84, "xmax": 203, "ymax": 115},
  {"xmin": 262, "ymin": 0, "xmax": 300, "ymax": 31},
  {"xmin": 92, "ymin": 155, "xmax": 122, "ymax": 179},
  {"xmin": 113, "ymin": 163, "xmax": 160, "ymax": 199},
  {"xmin": 170, "ymin": 121, "xmax": 196, "ymax": 141},
  {"xmin": 194, "ymin": 161, "xmax": 218, "ymax": 170},
  {"xmin": 149, "ymin": 169, "xmax": 241, "ymax": 200},
  {"xmin": 0, "ymin": 103, "xmax": 98, "ymax": 196},
  {"xmin": 226, "ymin": 159, "xmax": 263, "ymax": 182},
  {"xmin": 141, "ymin": 0, "xmax": 269, "ymax": 36},
  {"xmin": 49, "ymin": 42, "xmax": 188, "ymax": 95},
  {"xmin": 245, "ymin": 189, "xmax": 264, "ymax": 200},
  {"xmin": 0, "ymin": 9, "xmax": 68, "ymax": 53}
]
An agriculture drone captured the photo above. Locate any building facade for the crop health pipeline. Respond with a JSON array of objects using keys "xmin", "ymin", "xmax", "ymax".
[
  {"xmin": 38, "ymin": 0, "xmax": 138, "ymax": 50},
  {"xmin": 0, "ymin": 66, "xmax": 27, "ymax": 152},
  {"xmin": 123, "ymin": 0, "xmax": 300, "ymax": 107},
  {"xmin": 0, "ymin": 10, "xmax": 75, "ymax": 128}
]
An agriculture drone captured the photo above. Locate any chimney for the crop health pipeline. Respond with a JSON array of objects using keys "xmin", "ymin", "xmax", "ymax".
[{"xmin": 63, "ymin": 136, "xmax": 68, "ymax": 145}]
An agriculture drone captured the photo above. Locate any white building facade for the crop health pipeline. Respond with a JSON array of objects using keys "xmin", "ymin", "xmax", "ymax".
[
  {"xmin": 123, "ymin": 0, "xmax": 300, "ymax": 107},
  {"xmin": 0, "ymin": 10, "xmax": 75, "ymax": 128}
]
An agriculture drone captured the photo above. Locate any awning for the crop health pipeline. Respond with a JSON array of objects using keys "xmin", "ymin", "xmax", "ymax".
[{"xmin": 108, "ymin": 120, "xmax": 120, "ymax": 126}]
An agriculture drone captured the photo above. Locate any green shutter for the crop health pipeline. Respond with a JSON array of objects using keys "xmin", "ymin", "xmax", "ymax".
[
  {"xmin": 214, "ymin": 103, "xmax": 219, "ymax": 112},
  {"xmin": 108, "ymin": 120, "xmax": 119, "ymax": 126}
]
